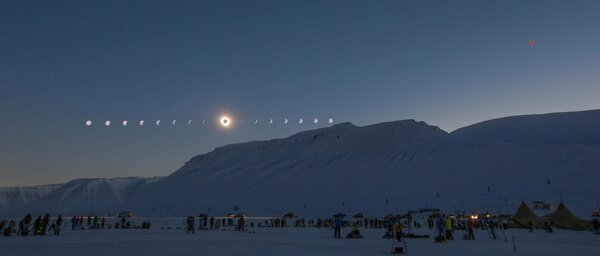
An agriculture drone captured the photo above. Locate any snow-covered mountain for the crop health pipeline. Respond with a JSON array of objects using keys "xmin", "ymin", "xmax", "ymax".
[
  {"xmin": 452, "ymin": 109, "xmax": 600, "ymax": 146},
  {"xmin": 11, "ymin": 177, "xmax": 162, "ymax": 217},
  {"xmin": 0, "ymin": 184, "xmax": 62, "ymax": 214},
  {"xmin": 122, "ymin": 117, "xmax": 600, "ymax": 217},
  {"xmin": 6, "ymin": 109, "xmax": 600, "ymax": 218}
]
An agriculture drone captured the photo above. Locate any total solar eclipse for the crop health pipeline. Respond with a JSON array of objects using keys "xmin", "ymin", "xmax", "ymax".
[
  {"xmin": 84, "ymin": 115, "xmax": 334, "ymax": 128},
  {"xmin": 220, "ymin": 116, "xmax": 231, "ymax": 128}
]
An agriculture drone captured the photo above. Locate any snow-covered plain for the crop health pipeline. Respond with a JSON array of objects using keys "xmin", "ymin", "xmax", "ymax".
[{"xmin": 1, "ymin": 222, "xmax": 599, "ymax": 256}]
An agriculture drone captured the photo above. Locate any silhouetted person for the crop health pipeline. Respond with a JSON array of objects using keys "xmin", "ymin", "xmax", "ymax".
[
  {"xmin": 528, "ymin": 220, "xmax": 534, "ymax": 232},
  {"xmin": 33, "ymin": 216, "xmax": 42, "ymax": 235},
  {"xmin": 333, "ymin": 218, "xmax": 342, "ymax": 238},
  {"xmin": 54, "ymin": 215, "xmax": 63, "ymax": 235},
  {"xmin": 467, "ymin": 219, "xmax": 475, "ymax": 240}
]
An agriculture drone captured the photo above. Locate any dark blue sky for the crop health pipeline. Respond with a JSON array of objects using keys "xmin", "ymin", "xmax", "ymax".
[{"xmin": 2, "ymin": 0, "xmax": 599, "ymax": 186}]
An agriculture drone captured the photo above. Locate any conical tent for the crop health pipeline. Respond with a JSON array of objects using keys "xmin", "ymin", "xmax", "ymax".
[
  {"xmin": 511, "ymin": 201, "xmax": 545, "ymax": 229},
  {"xmin": 551, "ymin": 202, "xmax": 591, "ymax": 231}
]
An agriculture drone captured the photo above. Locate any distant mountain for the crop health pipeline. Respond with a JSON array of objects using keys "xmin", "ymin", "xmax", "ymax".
[
  {"xmin": 6, "ymin": 110, "xmax": 600, "ymax": 218},
  {"xmin": 12, "ymin": 177, "xmax": 162, "ymax": 217},
  {"xmin": 0, "ymin": 184, "xmax": 62, "ymax": 214},
  {"xmin": 122, "ymin": 118, "xmax": 600, "ymax": 217},
  {"xmin": 452, "ymin": 109, "xmax": 600, "ymax": 146}
]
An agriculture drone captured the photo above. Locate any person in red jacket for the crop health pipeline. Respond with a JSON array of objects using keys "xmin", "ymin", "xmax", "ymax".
[{"xmin": 467, "ymin": 219, "xmax": 475, "ymax": 240}]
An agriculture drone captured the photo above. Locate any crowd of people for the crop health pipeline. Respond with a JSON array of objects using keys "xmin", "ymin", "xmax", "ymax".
[
  {"xmin": 0, "ymin": 213, "xmax": 151, "ymax": 237},
  {"xmin": 185, "ymin": 215, "xmax": 247, "ymax": 233},
  {"xmin": 176, "ymin": 212, "xmax": 516, "ymax": 244},
  {"xmin": 5, "ymin": 210, "xmax": 596, "ymax": 247},
  {"xmin": 70, "ymin": 215, "xmax": 107, "ymax": 230},
  {"xmin": 0, "ymin": 213, "xmax": 64, "ymax": 236}
]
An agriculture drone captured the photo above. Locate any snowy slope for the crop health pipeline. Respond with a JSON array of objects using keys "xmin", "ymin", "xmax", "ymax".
[
  {"xmin": 0, "ymin": 184, "xmax": 62, "ymax": 214},
  {"xmin": 452, "ymin": 109, "xmax": 600, "ymax": 146},
  {"xmin": 122, "ymin": 120, "xmax": 600, "ymax": 218},
  {"xmin": 2, "ymin": 227, "xmax": 600, "ymax": 256},
  {"xmin": 14, "ymin": 177, "xmax": 162, "ymax": 216}
]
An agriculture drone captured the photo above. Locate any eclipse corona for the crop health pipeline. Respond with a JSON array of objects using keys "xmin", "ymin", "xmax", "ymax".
[{"xmin": 220, "ymin": 116, "xmax": 232, "ymax": 128}]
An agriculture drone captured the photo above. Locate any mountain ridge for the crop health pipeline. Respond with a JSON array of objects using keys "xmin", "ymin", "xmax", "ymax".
[{"xmin": 4, "ymin": 110, "xmax": 600, "ymax": 217}]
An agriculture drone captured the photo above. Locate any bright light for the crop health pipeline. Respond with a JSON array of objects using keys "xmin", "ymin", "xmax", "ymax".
[{"xmin": 220, "ymin": 115, "xmax": 232, "ymax": 128}]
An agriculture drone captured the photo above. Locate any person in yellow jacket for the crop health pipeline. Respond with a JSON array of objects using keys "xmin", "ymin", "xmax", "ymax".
[
  {"xmin": 445, "ymin": 216, "xmax": 454, "ymax": 240},
  {"xmin": 393, "ymin": 223, "xmax": 403, "ymax": 242}
]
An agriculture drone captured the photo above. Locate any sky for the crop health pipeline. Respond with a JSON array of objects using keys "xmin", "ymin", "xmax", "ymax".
[{"xmin": 1, "ymin": 0, "xmax": 600, "ymax": 186}]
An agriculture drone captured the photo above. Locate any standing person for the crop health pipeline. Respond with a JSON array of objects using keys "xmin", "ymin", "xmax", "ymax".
[
  {"xmin": 17, "ymin": 219, "xmax": 24, "ymax": 236},
  {"xmin": 185, "ymin": 217, "xmax": 190, "ymax": 233},
  {"xmin": 445, "ymin": 216, "xmax": 454, "ymax": 240},
  {"xmin": 436, "ymin": 216, "xmax": 446, "ymax": 240},
  {"xmin": 488, "ymin": 218, "xmax": 497, "ymax": 239},
  {"xmin": 427, "ymin": 217, "xmax": 433, "ymax": 230},
  {"xmin": 48, "ymin": 219, "xmax": 57, "ymax": 234},
  {"xmin": 55, "ymin": 215, "xmax": 63, "ymax": 235},
  {"xmin": 528, "ymin": 220, "xmax": 534, "ymax": 232},
  {"xmin": 190, "ymin": 216, "xmax": 195, "ymax": 233},
  {"xmin": 500, "ymin": 217, "xmax": 509, "ymax": 241},
  {"xmin": 237, "ymin": 216, "xmax": 245, "ymax": 231},
  {"xmin": 215, "ymin": 218, "xmax": 221, "ymax": 230},
  {"xmin": 40, "ymin": 214, "xmax": 50, "ymax": 235},
  {"xmin": 593, "ymin": 219, "xmax": 600, "ymax": 235},
  {"xmin": 209, "ymin": 216, "xmax": 215, "ymax": 230},
  {"xmin": 333, "ymin": 217, "xmax": 342, "ymax": 238},
  {"xmin": 93, "ymin": 216, "xmax": 98, "ymax": 230},
  {"xmin": 101, "ymin": 217, "xmax": 106, "ymax": 229},
  {"xmin": 22, "ymin": 213, "xmax": 32, "ymax": 236},
  {"xmin": 186, "ymin": 216, "xmax": 195, "ymax": 234},
  {"xmin": 71, "ymin": 216, "xmax": 77, "ymax": 230},
  {"xmin": 467, "ymin": 219, "xmax": 475, "ymax": 240},
  {"xmin": 33, "ymin": 216, "xmax": 42, "ymax": 235},
  {"xmin": 87, "ymin": 216, "xmax": 92, "ymax": 229},
  {"xmin": 393, "ymin": 222, "xmax": 403, "ymax": 242},
  {"xmin": 547, "ymin": 220, "xmax": 554, "ymax": 233}
]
